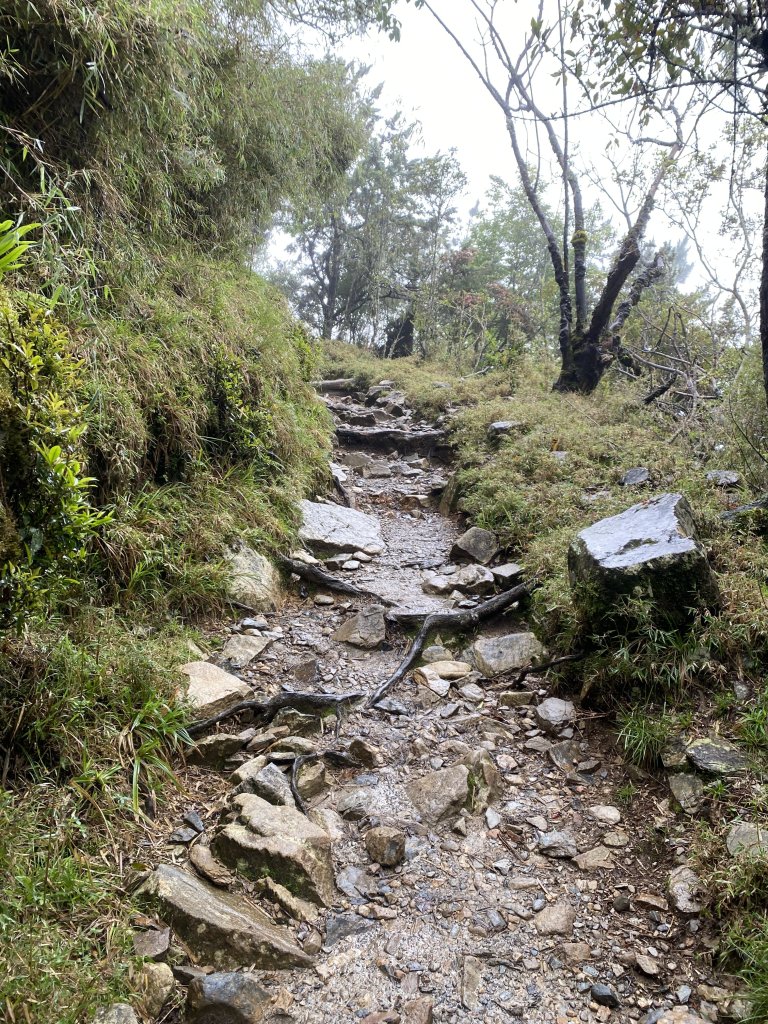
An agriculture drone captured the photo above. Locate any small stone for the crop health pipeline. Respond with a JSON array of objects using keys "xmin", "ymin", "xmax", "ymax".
[
  {"xmin": 296, "ymin": 760, "xmax": 327, "ymax": 800},
  {"xmin": 169, "ymin": 827, "xmax": 198, "ymax": 844},
  {"xmin": 250, "ymin": 763, "xmax": 295, "ymax": 806},
  {"xmin": 187, "ymin": 734, "xmax": 244, "ymax": 767},
  {"xmin": 635, "ymin": 953, "xmax": 660, "ymax": 977},
  {"xmin": 365, "ymin": 826, "xmax": 406, "ymax": 866},
  {"xmin": 133, "ymin": 927, "xmax": 170, "ymax": 961},
  {"xmin": 538, "ymin": 830, "xmax": 578, "ymax": 858},
  {"xmin": 686, "ymin": 736, "xmax": 747, "ymax": 776},
  {"xmin": 324, "ymin": 911, "xmax": 372, "ymax": 946},
  {"xmin": 219, "ymin": 633, "xmax": 272, "ymax": 668},
  {"xmin": 186, "ymin": 971, "xmax": 270, "ymax": 1024},
  {"xmin": 347, "ymin": 738, "xmax": 382, "ymax": 767},
  {"xmin": 458, "ymin": 682, "xmax": 484, "ymax": 702},
  {"xmin": 137, "ymin": 962, "xmax": 174, "ymax": 1017},
  {"xmin": 591, "ymin": 984, "xmax": 620, "ymax": 1008},
  {"xmin": 485, "ymin": 807, "xmax": 502, "ymax": 829},
  {"xmin": 668, "ymin": 865, "xmax": 703, "ymax": 914},
  {"xmin": 621, "ymin": 467, "xmax": 650, "ymax": 486},
  {"xmin": 337, "ymin": 788, "xmax": 369, "ymax": 821},
  {"xmin": 488, "ymin": 420, "xmax": 522, "ymax": 438},
  {"xmin": 490, "ymin": 562, "xmax": 524, "ymax": 583},
  {"xmin": 574, "ymin": 845, "xmax": 615, "ymax": 870},
  {"xmin": 183, "ymin": 809, "xmax": 206, "ymax": 833},
  {"xmin": 451, "ymin": 526, "xmax": 499, "ymax": 565},
  {"xmin": 422, "ymin": 645, "xmax": 453, "ymax": 663},
  {"xmin": 333, "ymin": 605, "xmax": 387, "ymax": 649},
  {"xmin": 314, "ymin": 594, "xmax": 335, "ymax": 606},
  {"xmin": 706, "ymin": 470, "xmax": 740, "ymax": 488},
  {"xmin": 189, "ymin": 844, "xmax": 235, "ymax": 889},
  {"xmin": 402, "ymin": 996, "xmax": 434, "ymax": 1024},
  {"xmin": 92, "ymin": 1007, "xmax": 139, "ymax": 1024},
  {"xmin": 535, "ymin": 697, "xmax": 577, "ymax": 734},
  {"xmin": 612, "ymin": 893, "xmax": 631, "ymax": 912},
  {"xmin": 669, "ymin": 774, "xmax": 705, "ymax": 815},
  {"xmin": 726, "ymin": 821, "xmax": 768, "ymax": 857},
  {"xmin": 181, "ymin": 661, "xmax": 251, "ymax": 719},
  {"xmin": 562, "ymin": 942, "xmax": 592, "ymax": 963},
  {"xmin": 589, "ymin": 805, "xmax": 621, "ymax": 825},
  {"xmin": 534, "ymin": 903, "xmax": 576, "ymax": 936},
  {"xmin": 461, "ymin": 956, "xmax": 483, "ymax": 1010},
  {"xmin": 603, "ymin": 830, "xmax": 628, "ymax": 848}
]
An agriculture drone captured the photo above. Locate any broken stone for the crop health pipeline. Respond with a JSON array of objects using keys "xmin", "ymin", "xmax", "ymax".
[
  {"xmin": 219, "ymin": 633, "xmax": 272, "ymax": 669},
  {"xmin": 538, "ymin": 831, "xmax": 578, "ymax": 858},
  {"xmin": 706, "ymin": 470, "xmax": 740, "ymax": 489},
  {"xmin": 213, "ymin": 794, "xmax": 335, "ymax": 905},
  {"xmin": 365, "ymin": 826, "xmax": 406, "ymax": 866},
  {"xmin": 620, "ymin": 467, "xmax": 650, "ymax": 486},
  {"xmin": 669, "ymin": 774, "xmax": 705, "ymax": 815},
  {"xmin": 337, "ymin": 788, "xmax": 369, "ymax": 821},
  {"xmin": 181, "ymin": 661, "xmax": 251, "ymax": 719},
  {"xmin": 548, "ymin": 740, "xmax": 583, "ymax": 771},
  {"xmin": 562, "ymin": 941, "xmax": 593, "ymax": 963},
  {"xmin": 574, "ymin": 845, "xmax": 614, "ymax": 870},
  {"xmin": 451, "ymin": 526, "xmax": 499, "ymax": 565},
  {"xmin": 591, "ymin": 984, "xmax": 620, "ymax": 1009},
  {"xmin": 226, "ymin": 543, "xmax": 283, "ymax": 611},
  {"xmin": 347, "ymin": 738, "xmax": 382, "ymax": 768},
  {"xmin": 534, "ymin": 903, "xmax": 576, "ymax": 936},
  {"xmin": 461, "ymin": 956, "xmax": 482, "ymax": 1010},
  {"xmin": 686, "ymin": 736, "xmax": 748, "ymax": 776},
  {"xmin": 490, "ymin": 562, "xmax": 524, "ymax": 584},
  {"xmin": 189, "ymin": 843, "xmax": 236, "ymax": 889},
  {"xmin": 261, "ymin": 877, "xmax": 319, "ymax": 925},
  {"xmin": 668, "ymin": 865, "xmax": 703, "ymax": 914},
  {"xmin": 461, "ymin": 748, "xmax": 501, "ymax": 813},
  {"xmin": 332, "ymin": 605, "xmax": 387, "ymax": 649},
  {"xmin": 249, "ymin": 763, "xmax": 295, "ymax": 806},
  {"xmin": 406, "ymin": 765, "xmax": 469, "ymax": 823},
  {"xmin": 187, "ymin": 733, "xmax": 244, "ymax": 767},
  {"xmin": 92, "ymin": 1007, "xmax": 139, "ymax": 1024},
  {"xmin": 487, "ymin": 420, "xmax": 521, "ymax": 439},
  {"xmin": 422, "ymin": 564, "xmax": 495, "ymax": 596},
  {"xmin": 298, "ymin": 500, "xmax": 384, "ymax": 555},
  {"xmin": 186, "ymin": 971, "xmax": 270, "ymax": 1024},
  {"xmin": 402, "ymin": 996, "xmax": 434, "ymax": 1024},
  {"xmin": 137, "ymin": 962, "xmax": 174, "ymax": 1018},
  {"xmin": 469, "ymin": 632, "xmax": 543, "ymax": 676},
  {"xmin": 589, "ymin": 805, "xmax": 621, "ymax": 826},
  {"xmin": 324, "ymin": 911, "xmax": 372, "ymax": 946},
  {"xmin": 534, "ymin": 697, "xmax": 577, "ymax": 734},
  {"xmin": 133, "ymin": 926, "xmax": 171, "ymax": 961},
  {"xmin": 726, "ymin": 821, "xmax": 768, "ymax": 858},
  {"xmin": 296, "ymin": 761, "xmax": 327, "ymax": 801},
  {"xmin": 568, "ymin": 493, "xmax": 719, "ymax": 624},
  {"xmin": 138, "ymin": 865, "xmax": 310, "ymax": 969}
]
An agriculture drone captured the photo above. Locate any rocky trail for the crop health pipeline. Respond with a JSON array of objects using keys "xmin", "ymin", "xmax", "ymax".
[{"xmin": 116, "ymin": 382, "xmax": 740, "ymax": 1024}]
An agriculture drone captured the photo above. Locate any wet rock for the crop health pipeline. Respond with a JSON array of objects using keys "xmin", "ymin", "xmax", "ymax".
[
  {"xmin": 406, "ymin": 765, "xmax": 469, "ymax": 823},
  {"xmin": 298, "ymin": 500, "xmax": 384, "ymax": 555},
  {"xmin": 133, "ymin": 926, "xmax": 170, "ymax": 960},
  {"xmin": 669, "ymin": 774, "xmax": 705, "ymax": 815},
  {"xmin": 591, "ymin": 984, "xmax": 620, "ymax": 1008},
  {"xmin": 534, "ymin": 903, "xmax": 576, "ymax": 935},
  {"xmin": 92, "ymin": 1006, "xmax": 139, "ymax": 1024},
  {"xmin": 365, "ymin": 826, "xmax": 406, "ymax": 866},
  {"xmin": 213, "ymin": 793, "xmax": 335, "ymax": 905},
  {"xmin": 707, "ymin": 470, "xmax": 740, "ymax": 488},
  {"xmin": 226, "ymin": 543, "xmax": 283, "ymax": 611},
  {"xmin": 668, "ymin": 865, "xmax": 703, "ymax": 914},
  {"xmin": 220, "ymin": 633, "xmax": 272, "ymax": 669},
  {"xmin": 469, "ymin": 632, "xmax": 543, "ymax": 676},
  {"xmin": 181, "ymin": 661, "xmax": 251, "ymax": 719},
  {"xmin": 137, "ymin": 962, "xmax": 174, "ymax": 1017},
  {"xmin": 568, "ymin": 493, "xmax": 719, "ymax": 624},
  {"xmin": 535, "ymin": 697, "xmax": 576, "ymax": 734},
  {"xmin": 333, "ymin": 605, "xmax": 387, "ymax": 649},
  {"xmin": 686, "ymin": 736, "xmax": 747, "ymax": 776},
  {"xmin": 451, "ymin": 526, "xmax": 499, "ymax": 565},
  {"xmin": 138, "ymin": 864, "xmax": 310, "ymax": 969},
  {"xmin": 187, "ymin": 971, "xmax": 270, "ymax": 1023},
  {"xmin": 589, "ymin": 805, "xmax": 621, "ymax": 825},
  {"xmin": 726, "ymin": 821, "xmax": 768, "ymax": 857},
  {"xmin": 538, "ymin": 831, "xmax": 578, "ymax": 858},
  {"xmin": 325, "ymin": 911, "xmax": 373, "ymax": 946},
  {"xmin": 189, "ymin": 843, "xmax": 236, "ymax": 888},
  {"xmin": 249, "ymin": 764, "xmax": 295, "ymax": 806},
  {"xmin": 188, "ymin": 734, "xmax": 245, "ymax": 767},
  {"xmin": 621, "ymin": 467, "xmax": 650, "ymax": 486}
]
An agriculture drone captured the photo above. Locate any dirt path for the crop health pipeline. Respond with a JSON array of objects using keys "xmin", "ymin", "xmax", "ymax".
[{"xmin": 138, "ymin": 382, "xmax": 727, "ymax": 1024}]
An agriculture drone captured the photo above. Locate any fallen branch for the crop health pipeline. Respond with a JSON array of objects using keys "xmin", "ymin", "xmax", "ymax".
[
  {"xmin": 277, "ymin": 555, "xmax": 394, "ymax": 604},
  {"xmin": 368, "ymin": 583, "xmax": 531, "ymax": 708},
  {"xmin": 488, "ymin": 652, "xmax": 585, "ymax": 690},
  {"xmin": 187, "ymin": 691, "xmax": 364, "ymax": 737}
]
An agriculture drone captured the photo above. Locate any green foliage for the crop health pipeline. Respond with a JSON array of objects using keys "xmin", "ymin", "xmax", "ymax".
[{"xmin": 616, "ymin": 704, "xmax": 676, "ymax": 769}]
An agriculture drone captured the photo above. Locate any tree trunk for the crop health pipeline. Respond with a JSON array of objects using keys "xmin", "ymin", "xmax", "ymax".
[{"xmin": 761, "ymin": 138, "xmax": 768, "ymax": 407}]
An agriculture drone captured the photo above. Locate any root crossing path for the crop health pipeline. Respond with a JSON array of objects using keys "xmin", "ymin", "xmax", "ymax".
[{"xmin": 141, "ymin": 381, "xmax": 724, "ymax": 1024}]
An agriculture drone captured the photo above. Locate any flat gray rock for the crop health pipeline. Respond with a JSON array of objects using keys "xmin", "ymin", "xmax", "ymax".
[
  {"xmin": 538, "ymin": 830, "xmax": 578, "ymax": 858},
  {"xmin": 535, "ymin": 697, "xmax": 576, "ymax": 734},
  {"xmin": 298, "ymin": 500, "xmax": 384, "ymax": 555},
  {"xmin": 620, "ymin": 467, "xmax": 650, "ymax": 486},
  {"xmin": 470, "ymin": 632, "xmax": 543, "ymax": 676},
  {"xmin": 219, "ymin": 633, "xmax": 272, "ymax": 668},
  {"xmin": 181, "ymin": 662, "xmax": 251, "ymax": 719},
  {"xmin": 669, "ymin": 774, "xmax": 705, "ymax": 815},
  {"xmin": 707, "ymin": 470, "xmax": 740, "ymax": 488},
  {"xmin": 92, "ymin": 1007, "xmax": 139, "ymax": 1024},
  {"xmin": 422, "ymin": 564, "xmax": 495, "ymax": 596},
  {"xmin": 568, "ymin": 493, "xmax": 719, "ymax": 622},
  {"xmin": 667, "ymin": 865, "xmax": 703, "ymax": 914},
  {"xmin": 332, "ymin": 605, "xmax": 386, "ymax": 649},
  {"xmin": 686, "ymin": 736, "xmax": 747, "ymax": 775},
  {"xmin": 726, "ymin": 821, "xmax": 768, "ymax": 857},
  {"xmin": 186, "ymin": 971, "xmax": 270, "ymax": 1024},
  {"xmin": 406, "ymin": 765, "xmax": 469, "ymax": 823},
  {"xmin": 226, "ymin": 543, "xmax": 282, "ymax": 611},
  {"xmin": 138, "ymin": 865, "xmax": 310, "ymax": 969}
]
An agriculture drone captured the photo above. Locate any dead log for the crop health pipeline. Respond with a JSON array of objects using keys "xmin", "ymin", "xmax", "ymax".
[
  {"xmin": 277, "ymin": 554, "xmax": 394, "ymax": 604},
  {"xmin": 187, "ymin": 691, "xmax": 364, "ymax": 737},
  {"xmin": 368, "ymin": 583, "xmax": 531, "ymax": 708}
]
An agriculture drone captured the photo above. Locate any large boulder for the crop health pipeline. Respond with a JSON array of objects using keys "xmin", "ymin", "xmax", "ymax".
[
  {"xmin": 181, "ymin": 662, "xmax": 251, "ymax": 718},
  {"xmin": 298, "ymin": 500, "xmax": 384, "ymax": 555},
  {"xmin": 226, "ymin": 543, "xmax": 283, "ymax": 611},
  {"xmin": 137, "ymin": 865, "xmax": 310, "ymax": 969},
  {"xmin": 213, "ymin": 794, "xmax": 335, "ymax": 905},
  {"xmin": 568, "ymin": 493, "xmax": 719, "ymax": 623}
]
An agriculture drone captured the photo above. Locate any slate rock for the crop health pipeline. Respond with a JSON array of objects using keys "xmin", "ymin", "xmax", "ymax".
[
  {"xmin": 621, "ymin": 467, "xmax": 650, "ymax": 486},
  {"xmin": 213, "ymin": 793, "xmax": 335, "ymax": 905},
  {"xmin": 591, "ymin": 984, "xmax": 620, "ymax": 1008},
  {"xmin": 669, "ymin": 774, "xmax": 705, "ymax": 815},
  {"xmin": 298, "ymin": 500, "xmax": 384, "ymax": 555},
  {"xmin": 667, "ymin": 865, "xmax": 703, "ymax": 914},
  {"xmin": 451, "ymin": 526, "xmax": 499, "ymax": 565},
  {"xmin": 226, "ymin": 543, "xmax": 282, "ymax": 611},
  {"xmin": 548, "ymin": 740, "xmax": 583, "ymax": 771},
  {"xmin": 535, "ymin": 697, "xmax": 577, "ymax": 734},
  {"xmin": 337, "ymin": 788, "xmax": 369, "ymax": 820},
  {"xmin": 138, "ymin": 864, "xmax": 310, "ymax": 969},
  {"xmin": 707, "ymin": 470, "xmax": 740, "ymax": 488},
  {"xmin": 534, "ymin": 903, "xmax": 576, "ymax": 936},
  {"xmin": 568, "ymin": 493, "xmax": 719, "ymax": 623},
  {"xmin": 538, "ymin": 830, "xmax": 578, "ymax": 858},
  {"xmin": 686, "ymin": 736, "xmax": 747, "ymax": 775},
  {"xmin": 406, "ymin": 765, "xmax": 469, "ymax": 823},
  {"xmin": 187, "ymin": 971, "xmax": 270, "ymax": 1024},
  {"xmin": 333, "ymin": 605, "xmax": 387, "ymax": 649},
  {"xmin": 325, "ymin": 911, "xmax": 373, "ymax": 947},
  {"xmin": 365, "ymin": 826, "xmax": 406, "ymax": 866},
  {"xmin": 220, "ymin": 633, "xmax": 272, "ymax": 669},
  {"xmin": 726, "ymin": 821, "xmax": 768, "ymax": 857},
  {"xmin": 133, "ymin": 926, "xmax": 171, "ymax": 961},
  {"xmin": 189, "ymin": 843, "xmax": 236, "ymax": 889},
  {"xmin": 487, "ymin": 420, "xmax": 521, "ymax": 439},
  {"xmin": 181, "ymin": 662, "xmax": 251, "ymax": 719},
  {"xmin": 469, "ymin": 632, "xmax": 543, "ymax": 676},
  {"xmin": 249, "ymin": 764, "xmax": 295, "ymax": 807}
]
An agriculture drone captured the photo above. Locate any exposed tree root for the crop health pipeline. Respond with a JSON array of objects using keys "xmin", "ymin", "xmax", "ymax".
[
  {"xmin": 368, "ymin": 583, "xmax": 531, "ymax": 708},
  {"xmin": 187, "ymin": 691, "xmax": 364, "ymax": 737},
  {"xmin": 277, "ymin": 554, "xmax": 395, "ymax": 604}
]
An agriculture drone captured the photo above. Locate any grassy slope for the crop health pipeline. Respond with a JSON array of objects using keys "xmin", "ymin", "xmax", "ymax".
[
  {"xmin": 322, "ymin": 341, "xmax": 768, "ymax": 1017},
  {"xmin": 1, "ymin": 265, "xmax": 334, "ymax": 1023}
]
